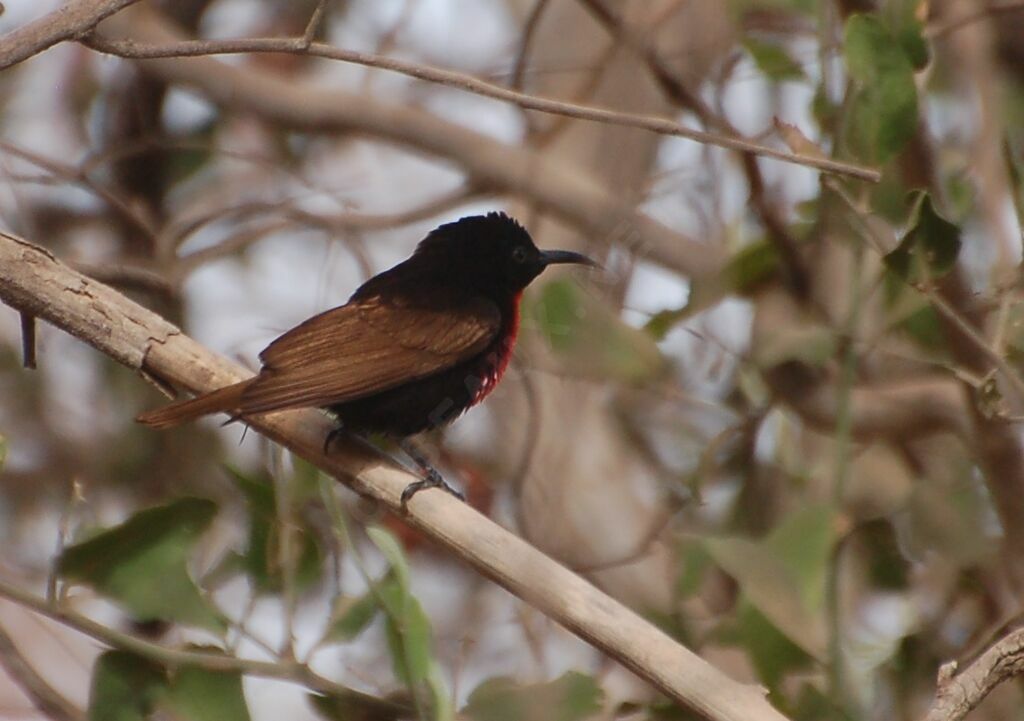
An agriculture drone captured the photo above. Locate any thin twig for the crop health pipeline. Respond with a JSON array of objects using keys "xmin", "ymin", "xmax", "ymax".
[
  {"xmin": 301, "ymin": 0, "xmax": 330, "ymax": 47},
  {"xmin": 0, "ymin": 141, "xmax": 160, "ymax": 247},
  {"xmin": 577, "ymin": 0, "xmax": 813, "ymax": 297},
  {"xmin": 171, "ymin": 185, "xmax": 485, "ymax": 277},
  {"xmin": 81, "ymin": 34, "xmax": 879, "ymax": 182},
  {"xmin": 0, "ymin": 0, "xmax": 142, "ymax": 70},
  {"xmin": 923, "ymin": 623, "xmax": 1024, "ymax": 721},
  {"xmin": 0, "ymin": 577, "xmax": 405, "ymax": 713},
  {"xmin": 825, "ymin": 178, "xmax": 1024, "ymax": 405},
  {"xmin": 83, "ymin": 7, "xmax": 723, "ymax": 279}
]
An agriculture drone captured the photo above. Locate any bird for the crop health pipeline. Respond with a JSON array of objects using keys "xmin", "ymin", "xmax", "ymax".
[{"xmin": 137, "ymin": 212, "xmax": 597, "ymax": 503}]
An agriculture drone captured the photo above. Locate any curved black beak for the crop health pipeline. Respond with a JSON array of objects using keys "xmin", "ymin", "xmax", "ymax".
[{"xmin": 539, "ymin": 249, "xmax": 600, "ymax": 268}]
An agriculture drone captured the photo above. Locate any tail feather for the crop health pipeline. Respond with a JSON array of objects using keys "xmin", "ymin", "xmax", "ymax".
[{"xmin": 136, "ymin": 379, "xmax": 253, "ymax": 429}]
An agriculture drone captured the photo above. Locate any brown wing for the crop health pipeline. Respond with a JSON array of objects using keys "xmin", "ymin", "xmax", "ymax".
[{"xmin": 237, "ymin": 292, "xmax": 500, "ymax": 414}]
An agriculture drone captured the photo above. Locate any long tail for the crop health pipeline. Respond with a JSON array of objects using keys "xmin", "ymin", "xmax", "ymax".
[{"xmin": 136, "ymin": 379, "xmax": 253, "ymax": 429}]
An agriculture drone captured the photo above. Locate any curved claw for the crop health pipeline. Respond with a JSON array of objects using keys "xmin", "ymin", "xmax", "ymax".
[{"xmin": 400, "ymin": 473, "xmax": 465, "ymax": 508}]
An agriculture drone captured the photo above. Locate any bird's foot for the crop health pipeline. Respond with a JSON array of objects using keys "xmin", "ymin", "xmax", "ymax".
[
  {"xmin": 400, "ymin": 469, "xmax": 465, "ymax": 507},
  {"xmin": 398, "ymin": 438, "xmax": 464, "ymax": 508},
  {"xmin": 399, "ymin": 467, "xmax": 464, "ymax": 507}
]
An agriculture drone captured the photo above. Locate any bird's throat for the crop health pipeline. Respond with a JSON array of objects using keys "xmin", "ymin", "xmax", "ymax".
[{"xmin": 470, "ymin": 290, "xmax": 522, "ymax": 405}]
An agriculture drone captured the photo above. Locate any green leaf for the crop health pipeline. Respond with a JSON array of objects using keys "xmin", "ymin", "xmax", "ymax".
[
  {"xmin": 426, "ymin": 663, "xmax": 454, "ymax": 721},
  {"xmin": 703, "ymin": 537, "xmax": 827, "ymax": 660},
  {"xmin": 532, "ymin": 280, "xmax": 580, "ymax": 353},
  {"xmin": 163, "ymin": 663, "xmax": 250, "ymax": 721},
  {"xmin": 290, "ymin": 453, "xmax": 323, "ymax": 501},
  {"xmin": 225, "ymin": 465, "xmax": 323, "ymax": 593},
  {"xmin": 463, "ymin": 672, "xmax": 603, "ymax": 721},
  {"xmin": 897, "ymin": 305, "xmax": 945, "ymax": 351},
  {"xmin": 367, "ymin": 526, "xmax": 412, "ymax": 590},
  {"xmin": 884, "ymin": 191, "xmax": 962, "ymax": 283},
  {"xmin": 675, "ymin": 539, "xmax": 711, "ymax": 600},
  {"xmin": 379, "ymin": 578, "xmax": 433, "ymax": 686},
  {"xmin": 328, "ymin": 587, "xmax": 382, "ymax": 642},
  {"xmin": 644, "ymin": 304, "xmax": 692, "ymax": 341},
  {"xmin": 884, "ymin": 0, "xmax": 929, "ymax": 70},
  {"xmin": 88, "ymin": 651, "xmax": 167, "ymax": 721},
  {"xmin": 367, "ymin": 526, "xmax": 448, "ymax": 715},
  {"xmin": 844, "ymin": 14, "xmax": 918, "ymax": 162},
  {"xmin": 531, "ymin": 280, "xmax": 665, "ymax": 382},
  {"xmin": 58, "ymin": 498, "xmax": 224, "ymax": 632},
  {"xmin": 744, "ymin": 38, "xmax": 805, "ymax": 81},
  {"xmin": 723, "ymin": 241, "xmax": 780, "ymax": 295},
  {"xmin": 735, "ymin": 602, "xmax": 812, "ymax": 691},
  {"xmin": 765, "ymin": 505, "xmax": 837, "ymax": 611}
]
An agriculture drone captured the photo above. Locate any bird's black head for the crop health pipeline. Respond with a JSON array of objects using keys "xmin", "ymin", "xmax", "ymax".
[{"xmin": 411, "ymin": 212, "xmax": 596, "ymax": 296}]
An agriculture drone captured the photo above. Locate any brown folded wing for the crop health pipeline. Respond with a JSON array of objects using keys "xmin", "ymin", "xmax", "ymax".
[{"xmin": 237, "ymin": 292, "xmax": 500, "ymax": 414}]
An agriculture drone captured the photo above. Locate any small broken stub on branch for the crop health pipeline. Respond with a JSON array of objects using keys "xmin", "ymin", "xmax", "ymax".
[{"xmin": 19, "ymin": 311, "xmax": 36, "ymax": 369}]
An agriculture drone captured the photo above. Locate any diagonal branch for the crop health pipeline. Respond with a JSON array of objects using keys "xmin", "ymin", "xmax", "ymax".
[
  {"xmin": 0, "ymin": 229, "xmax": 793, "ymax": 721},
  {"xmin": 923, "ymin": 622, "xmax": 1024, "ymax": 721},
  {"xmin": 0, "ymin": 0, "xmax": 142, "ymax": 70}
]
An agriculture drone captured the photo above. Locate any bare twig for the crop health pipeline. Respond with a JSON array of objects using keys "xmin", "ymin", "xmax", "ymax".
[
  {"xmin": 825, "ymin": 177, "xmax": 1024, "ymax": 405},
  {"xmin": 0, "ymin": 229, "xmax": 792, "ymax": 721},
  {"xmin": 81, "ymin": 20, "xmax": 879, "ymax": 182},
  {"xmin": 577, "ymin": 0, "xmax": 813, "ymax": 298},
  {"xmin": 0, "ymin": 623, "xmax": 84, "ymax": 721},
  {"xmin": 923, "ymin": 623, "xmax": 1024, "ymax": 721},
  {"xmin": 171, "ymin": 185, "xmax": 485, "ymax": 276},
  {"xmin": 86, "ymin": 7, "xmax": 723, "ymax": 280},
  {"xmin": 301, "ymin": 0, "xmax": 330, "ymax": 47},
  {"xmin": 0, "ymin": 577, "xmax": 403, "ymax": 714},
  {"xmin": 0, "ymin": 0, "xmax": 142, "ymax": 70},
  {"xmin": 0, "ymin": 141, "xmax": 160, "ymax": 247}
]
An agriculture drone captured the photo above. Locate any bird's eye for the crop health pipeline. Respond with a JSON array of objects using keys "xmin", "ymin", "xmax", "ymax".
[{"xmin": 511, "ymin": 246, "xmax": 528, "ymax": 263}]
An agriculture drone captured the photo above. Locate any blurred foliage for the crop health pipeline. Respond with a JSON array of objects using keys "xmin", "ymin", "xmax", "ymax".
[
  {"xmin": 531, "ymin": 279, "xmax": 666, "ymax": 381},
  {"xmin": 58, "ymin": 497, "xmax": 225, "ymax": 633},
  {"xmin": 224, "ymin": 464, "xmax": 325, "ymax": 593},
  {"xmin": 88, "ymin": 649, "xmax": 250, "ymax": 721},
  {"xmin": 843, "ymin": 14, "xmax": 920, "ymax": 163},
  {"xmin": 884, "ymin": 191, "xmax": 962, "ymax": 284},
  {"xmin": 463, "ymin": 672, "xmax": 603, "ymax": 721}
]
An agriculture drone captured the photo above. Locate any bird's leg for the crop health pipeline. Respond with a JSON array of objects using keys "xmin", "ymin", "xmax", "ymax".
[
  {"xmin": 321, "ymin": 427, "xmax": 463, "ymax": 505},
  {"xmin": 398, "ymin": 438, "xmax": 465, "ymax": 506}
]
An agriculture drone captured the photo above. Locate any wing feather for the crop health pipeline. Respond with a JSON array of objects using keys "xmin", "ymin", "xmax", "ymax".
[{"xmin": 237, "ymin": 292, "xmax": 499, "ymax": 414}]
